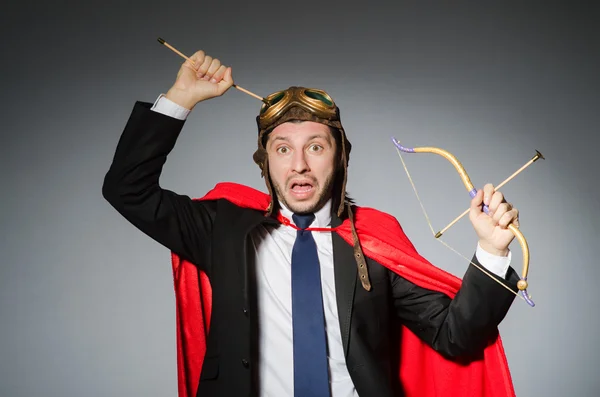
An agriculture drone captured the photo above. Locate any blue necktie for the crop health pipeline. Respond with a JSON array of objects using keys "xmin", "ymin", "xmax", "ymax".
[{"xmin": 291, "ymin": 213, "xmax": 330, "ymax": 397}]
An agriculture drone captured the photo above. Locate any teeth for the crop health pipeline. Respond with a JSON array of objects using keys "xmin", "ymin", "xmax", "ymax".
[{"xmin": 292, "ymin": 185, "xmax": 312, "ymax": 192}]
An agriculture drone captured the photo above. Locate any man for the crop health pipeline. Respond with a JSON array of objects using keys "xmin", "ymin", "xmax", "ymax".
[{"xmin": 103, "ymin": 50, "xmax": 521, "ymax": 397}]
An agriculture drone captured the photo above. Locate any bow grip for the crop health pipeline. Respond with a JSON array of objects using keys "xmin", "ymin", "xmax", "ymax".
[{"xmin": 468, "ymin": 188, "xmax": 491, "ymax": 214}]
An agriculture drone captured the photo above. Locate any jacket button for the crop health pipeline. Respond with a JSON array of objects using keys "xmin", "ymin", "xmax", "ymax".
[
  {"xmin": 241, "ymin": 358, "xmax": 249, "ymax": 368},
  {"xmin": 243, "ymin": 307, "xmax": 248, "ymax": 316}
]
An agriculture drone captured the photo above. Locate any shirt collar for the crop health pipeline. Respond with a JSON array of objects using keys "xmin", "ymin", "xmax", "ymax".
[{"xmin": 279, "ymin": 199, "xmax": 332, "ymax": 228}]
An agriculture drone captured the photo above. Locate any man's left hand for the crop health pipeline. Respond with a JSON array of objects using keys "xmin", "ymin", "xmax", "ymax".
[{"xmin": 469, "ymin": 183, "xmax": 519, "ymax": 257}]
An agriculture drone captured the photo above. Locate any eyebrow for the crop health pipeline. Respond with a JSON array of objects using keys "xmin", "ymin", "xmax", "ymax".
[
  {"xmin": 269, "ymin": 134, "xmax": 333, "ymax": 146},
  {"xmin": 308, "ymin": 134, "xmax": 333, "ymax": 144}
]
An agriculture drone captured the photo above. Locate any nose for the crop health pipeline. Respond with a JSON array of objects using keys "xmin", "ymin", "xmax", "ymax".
[{"xmin": 291, "ymin": 150, "xmax": 309, "ymax": 173}]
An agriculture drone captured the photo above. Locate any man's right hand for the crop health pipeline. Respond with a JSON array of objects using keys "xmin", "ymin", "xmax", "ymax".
[{"xmin": 165, "ymin": 50, "xmax": 234, "ymax": 110}]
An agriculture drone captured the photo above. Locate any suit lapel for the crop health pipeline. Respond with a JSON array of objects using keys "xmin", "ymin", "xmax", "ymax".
[
  {"xmin": 229, "ymin": 202, "xmax": 357, "ymax": 356},
  {"xmin": 222, "ymin": 202, "xmax": 279, "ymax": 303},
  {"xmin": 331, "ymin": 214, "xmax": 357, "ymax": 357}
]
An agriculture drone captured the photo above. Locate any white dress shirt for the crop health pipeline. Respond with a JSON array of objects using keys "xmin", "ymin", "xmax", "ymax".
[{"xmin": 150, "ymin": 94, "xmax": 511, "ymax": 396}]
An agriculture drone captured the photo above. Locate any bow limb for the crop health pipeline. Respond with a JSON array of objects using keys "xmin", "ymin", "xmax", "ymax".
[{"xmin": 391, "ymin": 137, "xmax": 534, "ymax": 307}]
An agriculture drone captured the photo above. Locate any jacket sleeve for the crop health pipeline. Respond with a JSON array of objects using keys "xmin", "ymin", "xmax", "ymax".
[
  {"xmin": 391, "ymin": 258, "xmax": 519, "ymax": 359},
  {"xmin": 102, "ymin": 101, "xmax": 216, "ymax": 274}
]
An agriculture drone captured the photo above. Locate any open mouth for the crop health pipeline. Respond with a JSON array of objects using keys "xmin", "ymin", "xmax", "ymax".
[{"xmin": 290, "ymin": 181, "xmax": 314, "ymax": 197}]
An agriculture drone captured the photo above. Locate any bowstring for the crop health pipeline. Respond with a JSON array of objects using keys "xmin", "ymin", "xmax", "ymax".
[{"xmin": 394, "ymin": 146, "xmax": 524, "ymax": 302}]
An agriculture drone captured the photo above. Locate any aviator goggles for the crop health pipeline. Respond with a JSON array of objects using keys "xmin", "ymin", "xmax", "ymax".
[{"xmin": 257, "ymin": 87, "xmax": 339, "ymax": 130}]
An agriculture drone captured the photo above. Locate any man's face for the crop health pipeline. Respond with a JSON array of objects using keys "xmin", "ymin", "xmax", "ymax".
[{"xmin": 266, "ymin": 121, "xmax": 337, "ymax": 214}]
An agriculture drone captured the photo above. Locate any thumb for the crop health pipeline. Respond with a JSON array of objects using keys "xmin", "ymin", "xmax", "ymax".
[{"xmin": 176, "ymin": 58, "xmax": 199, "ymax": 81}]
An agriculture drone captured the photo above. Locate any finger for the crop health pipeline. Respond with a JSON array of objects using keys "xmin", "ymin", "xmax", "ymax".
[
  {"xmin": 197, "ymin": 55, "xmax": 213, "ymax": 77},
  {"xmin": 216, "ymin": 67, "xmax": 234, "ymax": 95},
  {"xmin": 493, "ymin": 202, "xmax": 511, "ymax": 223},
  {"xmin": 206, "ymin": 58, "xmax": 222, "ymax": 81},
  {"xmin": 482, "ymin": 183, "xmax": 495, "ymax": 206},
  {"xmin": 212, "ymin": 65, "xmax": 227, "ymax": 83},
  {"xmin": 188, "ymin": 50, "xmax": 206, "ymax": 71},
  {"xmin": 488, "ymin": 191, "xmax": 505, "ymax": 215},
  {"xmin": 498, "ymin": 208, "xmax": 519, "ymax": 229},
  {"xmin": 223, "ymin": 66, "xmax": 234, "ymax": 84}
]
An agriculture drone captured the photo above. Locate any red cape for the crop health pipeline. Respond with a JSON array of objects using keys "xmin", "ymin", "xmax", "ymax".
[{"xmin": 170, "ymin": 182, "xmax": 515, "ymax": 397}]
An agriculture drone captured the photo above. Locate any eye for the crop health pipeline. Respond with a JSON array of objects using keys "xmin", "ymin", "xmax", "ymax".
[
  {"xmin": 308, "ymin": 144, "xmax": 323, "ymax": 152},
  {"xmin": 276, "ymin": 146, "xmax": 290, "ymax": 154}
]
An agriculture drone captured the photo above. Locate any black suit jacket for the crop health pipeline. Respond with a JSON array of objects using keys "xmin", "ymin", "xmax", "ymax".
[{"xmin": 103, "ymin": 102, "xmax": 519, "ymax": 396}]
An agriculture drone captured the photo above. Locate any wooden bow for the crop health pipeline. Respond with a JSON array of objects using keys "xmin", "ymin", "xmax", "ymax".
[{"xmin": 391, "ymin": 137, "xmax": 544, "ymax": 307}]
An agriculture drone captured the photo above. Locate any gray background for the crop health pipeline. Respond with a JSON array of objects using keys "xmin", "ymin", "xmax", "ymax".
[{"xmin": 1, "ymin": 1, "xmax": 598, "ymax": 396}]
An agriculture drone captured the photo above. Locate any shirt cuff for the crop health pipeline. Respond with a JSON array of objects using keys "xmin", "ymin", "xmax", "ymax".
[
  {"xmin": 475, "ymin": 243, "xmax": 511, "ymax": 278},
  {"xmin": 151, "ymin": 94, "xmax": 191, "ymax": 120}
]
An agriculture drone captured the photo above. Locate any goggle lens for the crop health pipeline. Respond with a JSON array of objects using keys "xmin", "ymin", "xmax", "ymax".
[
  {"xmin": 260, "ymin": 91, "xmax": 285, "ymax": 114},
  {"xmin": 304, "ymin": 89, "xmax": 333, "ymax": 106}
]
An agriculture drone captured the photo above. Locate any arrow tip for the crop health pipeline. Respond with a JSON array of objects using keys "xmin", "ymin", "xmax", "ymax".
[{"xmin": 534, "ymin": 149, "xmax": 545, "ymax": 161}]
